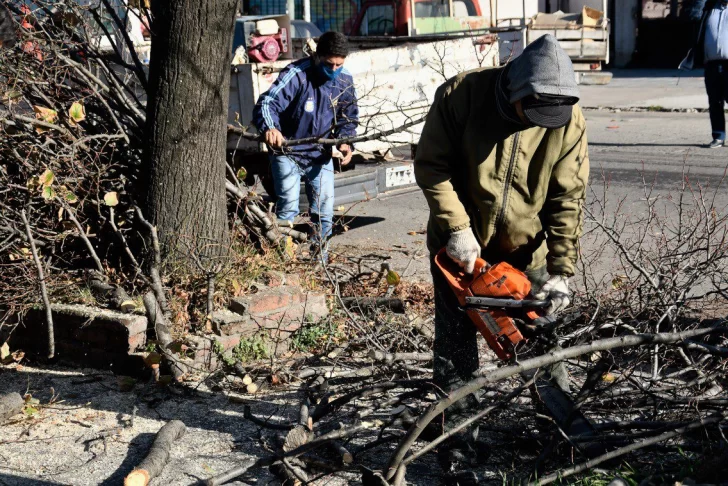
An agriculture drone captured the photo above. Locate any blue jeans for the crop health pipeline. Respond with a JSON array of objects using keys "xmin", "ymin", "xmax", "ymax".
[{"xmin": 270, "ymin": 155, "xmax": 334, "ymax": 240}]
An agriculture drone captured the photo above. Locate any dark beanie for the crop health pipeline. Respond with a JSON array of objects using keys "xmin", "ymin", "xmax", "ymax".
[{"xmin": 317, "ymin": 31, "xmax": 349, "ymax": 58}]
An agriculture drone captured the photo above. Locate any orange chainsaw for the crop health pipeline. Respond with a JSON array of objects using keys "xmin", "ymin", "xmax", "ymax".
[
  {"xmin": 434, "ymin": 248, "xmax": 550, "ymax": 360},
  {"xmin": 435, "ymin": 248, "xmax": 604, "ymax": 454}
]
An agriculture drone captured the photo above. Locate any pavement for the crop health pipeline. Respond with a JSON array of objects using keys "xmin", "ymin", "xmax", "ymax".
[{"xmin": 579, "ymin": 69, "xmax": 708, "ymax": 111}]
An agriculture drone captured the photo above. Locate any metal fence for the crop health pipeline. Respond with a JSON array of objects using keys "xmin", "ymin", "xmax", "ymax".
[{"xmin": 245, "ymin": 0, "xmax": 361, "ymax": 34}]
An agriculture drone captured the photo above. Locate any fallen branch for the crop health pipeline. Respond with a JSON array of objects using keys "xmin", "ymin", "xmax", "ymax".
[
  {"xmin": 342, "ymin": 297, "xmax": 405, "ymax": 314},
  {"xmin": 384, "ymin": 325, "xmax": 726, "ymax": 480},
  {"xmin": 206, "ymin": 424, "xmax": 366, "ymax": 485},
  {"xmin": 226, "ymin": 113, "xmax": 428, "ymax": 147},
  {"xmin": 531, "ymin": 413, "xmax": 726, "ymax": 485},
  {"xmin": 124, "ymin": 419, "xmax": 186, "ymax": 486},
  {"xmin": 85, "ymin": 269, "xmax": 136, "ymax": 313},
  {"xmin": 142, "ymin": 292, "xmax": 187, "ymax": 382},
  {"xmin": 0, "ymin": 392, "xmax": 24, "ymax": 423},
  {"xmin": 368, "ymin": 350, "xmax": 431, "ymax": 364},
  {"xmin": 20, "ymin": 209, "xmax": 54, "ymax": 359}
]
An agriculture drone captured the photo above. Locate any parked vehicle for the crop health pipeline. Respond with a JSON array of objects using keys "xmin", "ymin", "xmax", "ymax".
[{"xmin": 348, "ymin": 0, "xmax": 485, "ymax": 36}]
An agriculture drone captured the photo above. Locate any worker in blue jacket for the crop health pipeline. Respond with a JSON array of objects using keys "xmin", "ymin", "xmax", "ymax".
[{"xmin": 253, "ymin": 32, "xmax": 359, "ymax": 260}]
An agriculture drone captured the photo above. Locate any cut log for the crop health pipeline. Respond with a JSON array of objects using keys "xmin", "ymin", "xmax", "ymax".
[
  {"xmin": 0, "ymin": 392, "xmax": 24, "ymax": 423},
  {"xmin": 329, "ymin": 441, "xmax": 354, "ymax": 465},
  {"xmin": 124, "ymin": 420, "xmax": 186, "ymax": 486},
  {"xmin": 283, "ymin": 425, "xmax": 312, "ymax": 452},
  {"xmin": 86, "ymin": 270, "xmax": 136, "ymax": 313}
]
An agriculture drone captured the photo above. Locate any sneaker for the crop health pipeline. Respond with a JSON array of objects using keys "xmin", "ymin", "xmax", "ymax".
[{"xmin": 709, "ymin": 139, "xmax": 724, "ymax": 148}]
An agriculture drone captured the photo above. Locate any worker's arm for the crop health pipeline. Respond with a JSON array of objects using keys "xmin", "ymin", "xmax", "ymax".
[
  {"xmin": 252, "ymin": 63, "xmax": 303, "ymax": 136},
  {"xmin": 413, "ymin": 81, "xmax": 471, "ymax": 235},
  {"xmin": 542, "ymin": 121, "xmax": 590, "ymax": 277}
]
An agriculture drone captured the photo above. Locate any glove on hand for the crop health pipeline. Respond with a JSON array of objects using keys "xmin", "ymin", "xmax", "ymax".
[
  {"xmin": 446, "ymin": 228, "xmax": 481, "ymax": 274},
  {"xmin": 534, "ymin": 275, "xmax": 571, "ymax": 315}
]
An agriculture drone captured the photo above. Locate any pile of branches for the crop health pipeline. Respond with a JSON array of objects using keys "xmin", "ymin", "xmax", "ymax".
[{"xmin": 203, "ymin": 175, "xmax": 728, "ymax": 485}]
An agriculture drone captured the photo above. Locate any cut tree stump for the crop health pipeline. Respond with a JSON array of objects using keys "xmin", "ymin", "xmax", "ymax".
[
  {"xmin": 124, "ymin": 419, "xmax": 186, "ymax": 486},
  {"xmin": 0, "ymin": 392, "xmax": 24, "ymax": 423}
]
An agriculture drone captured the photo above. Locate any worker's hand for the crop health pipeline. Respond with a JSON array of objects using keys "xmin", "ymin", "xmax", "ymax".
[
  {"xmin": 533, "ymin": 275, "xmax": 571, "ymax": 315},
  {"xmin": 338, "ymin": 144, "xmax": 353, "ymax": 165},
  {"xmin": 446, "ymin": 227, "xmax": 481, "ymax": 274},
  {"xmin": 265, "ymin": 128, "xmax": 285, "ymax": 148}
]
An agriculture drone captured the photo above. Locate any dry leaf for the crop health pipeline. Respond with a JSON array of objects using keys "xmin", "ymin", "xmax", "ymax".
[
  {"xmin": 103, "ymin": 192, "xmax": 119, "ymax": 206},
  {"xmin": 68, "ymin": 101, "xmax": 86, "ymax": 126}
]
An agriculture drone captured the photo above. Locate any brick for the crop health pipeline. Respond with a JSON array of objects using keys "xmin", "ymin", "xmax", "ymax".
[
  {"xmin": 259, "ymin": 271, "xmax": 301, "ymax": 289},
  {"xmin": 230, "ymin": 287, "xmax": 298, "ymax": 315},
  {"xmin": 210, "ymin": 309, "xmax": 255, "ymax": 336},
  {"xmin": 9, "ymin": 304, "xmax": 147, "ymax": 354}
]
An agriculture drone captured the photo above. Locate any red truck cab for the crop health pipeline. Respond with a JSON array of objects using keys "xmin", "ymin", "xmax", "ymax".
[{"xmin": 348, "ymin": 0, "xmax": 482, "ymax": 36}]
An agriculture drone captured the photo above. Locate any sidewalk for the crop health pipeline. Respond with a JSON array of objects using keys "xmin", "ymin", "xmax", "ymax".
[{"xmin": 580, "ymin": 69, "xmax": 708, "ymax": 110}]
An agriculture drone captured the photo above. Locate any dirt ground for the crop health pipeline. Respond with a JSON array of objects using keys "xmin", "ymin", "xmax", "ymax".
[{"xmin": 0, "ymin": 363, "xmax": 294, "ymax": 485}]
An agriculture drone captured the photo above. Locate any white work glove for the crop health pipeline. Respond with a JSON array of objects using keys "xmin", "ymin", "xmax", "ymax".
[
  {"xmin": 446, "ymin": 227, "xmax": 481, "ymax": 274},
  {"xmin": 534, "ymin": 275, "xmax": 571, "ymax": 315}
]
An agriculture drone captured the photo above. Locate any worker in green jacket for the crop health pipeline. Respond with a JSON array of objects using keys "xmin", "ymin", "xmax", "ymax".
[{"xmin": 414, "ymin": 34, "xmax": 589, "ymax": 476}]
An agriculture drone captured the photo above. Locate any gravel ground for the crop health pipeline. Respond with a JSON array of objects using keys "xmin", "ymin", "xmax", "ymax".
[{"xmin": 0, "ymin": 363, "xmax": 295, "ymax": 485}]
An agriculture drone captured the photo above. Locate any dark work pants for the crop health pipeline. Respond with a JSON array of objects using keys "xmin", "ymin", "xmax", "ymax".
[
  {"xmin": 705, "ymin": 61, "xmax": 728, "ymax": 140},
  {"xmin": 431, "ymin": 260, "xmax": 549, "ymax": 405}
]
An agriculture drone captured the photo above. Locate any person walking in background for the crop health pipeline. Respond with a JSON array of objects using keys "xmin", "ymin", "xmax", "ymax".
[{"xmin": 681, "ymin": 0, "xmax": 728, "ymax": 148}]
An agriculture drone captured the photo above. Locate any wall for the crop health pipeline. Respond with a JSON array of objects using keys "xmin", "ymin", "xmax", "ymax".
[{"xmin": 477, "ymin": 0, "xmax": 539, "ymax": 25}]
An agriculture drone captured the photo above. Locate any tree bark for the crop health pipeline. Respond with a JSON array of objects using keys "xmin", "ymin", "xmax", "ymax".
[{"xmin": 143, "ymin": 0, "xmax": 236, "ymax": 265}]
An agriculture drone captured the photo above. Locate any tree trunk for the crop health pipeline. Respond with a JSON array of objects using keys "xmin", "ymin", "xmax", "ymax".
[{"xmin": 143, "ymin": 0, "xmax": 236, "ymax": 265}]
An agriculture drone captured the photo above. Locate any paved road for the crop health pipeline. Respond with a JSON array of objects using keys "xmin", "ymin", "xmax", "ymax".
[{"xmin": 332, "ymin": 111, "xmax": 728, "ymax": 282}]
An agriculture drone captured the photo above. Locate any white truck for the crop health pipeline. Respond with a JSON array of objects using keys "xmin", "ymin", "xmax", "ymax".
[{"xmin": 226, "ymin": 15, "xmax": 500, "ymax": 203}]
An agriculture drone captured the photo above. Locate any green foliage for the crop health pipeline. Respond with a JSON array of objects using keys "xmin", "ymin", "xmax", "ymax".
[
  {"xmin": 291, "ymin": 317, "xmax": 341, "ymax": 352},
  {"xmin": 231, "ymin": 334, "xmax": 268, "ymax": 363}
]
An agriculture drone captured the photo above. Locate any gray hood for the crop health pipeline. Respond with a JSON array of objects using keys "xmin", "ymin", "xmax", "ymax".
[{"xmin": 507, "ymin": 34, "xmax": 579, "ymax": 103}]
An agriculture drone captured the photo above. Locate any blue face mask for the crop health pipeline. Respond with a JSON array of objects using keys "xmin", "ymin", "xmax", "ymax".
[{"xmin": 320, "ymin": 64, "xmax": 343, "ymax": 81}]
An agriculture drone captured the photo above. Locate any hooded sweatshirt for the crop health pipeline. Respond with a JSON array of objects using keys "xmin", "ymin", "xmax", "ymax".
[{"xmin": 414, "ymin": 35, "xmax": 589, "ymax": 276}]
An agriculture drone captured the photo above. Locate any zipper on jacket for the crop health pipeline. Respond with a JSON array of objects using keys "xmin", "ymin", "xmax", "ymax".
[{"xmin": 496, "ymin": 132, "xmax": 520, "ymax": 230}]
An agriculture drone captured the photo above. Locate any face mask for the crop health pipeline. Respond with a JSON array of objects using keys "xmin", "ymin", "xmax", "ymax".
[{"xmin": 320, "ymin": 63, "xmax": 343, "ymax": 81}]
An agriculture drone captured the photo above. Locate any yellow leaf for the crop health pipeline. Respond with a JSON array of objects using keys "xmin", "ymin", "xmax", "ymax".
[
  {"xmin": 386, "ymin": 270, "xmax": 401, "ymax": 286},
  {"xmin": 231, "ymin": 279, "xmax": 242, "ymax": 296},
  {"xmin": 407, "ymin": 231, "xmax": 417, "ymax": 236},
  {"xmin": 68, "ymin": 101, "xmax": 86, "ymax": 125},
  {"xmin": 336, "ymin": 206, "xmax": 345, "ymax": 211},
  {"xmin": 611, "ymin": 275, "xmax": 627, "ymax": 290},
  {"xmin": 39, "ymin": 169, "xmax": 54, "ymax": 187},
  {"xmin": 41, "ymin": 186, "xmax": 56, "ymax": 201},
  {"xmin": 104, "ymin": 192, "xmax": 119, "ymax": 207},
  {"xmin": 284, "ymin": 236, "xmax": 295, "ymax": 259},
  {"xmin": 33, "ymin": 106, "xmax": 58, "ymax": 124},
  {"xmin": 601, "ymin": 372, "xmax": 616, "ymax": 383},
  {"xmin": 236, "ymin": 167, "xmax": 247, "ymax": 181}
]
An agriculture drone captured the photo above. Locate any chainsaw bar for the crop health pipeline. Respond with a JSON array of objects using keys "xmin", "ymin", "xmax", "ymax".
[{"xmin": 464, "ymin": 296, "xmax": 550, "ymax": 309}]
